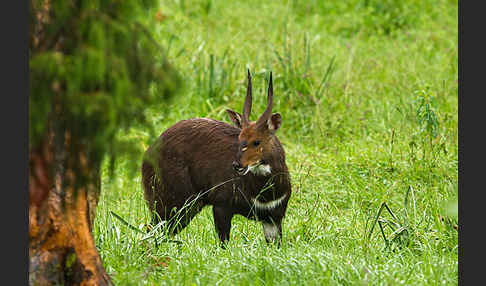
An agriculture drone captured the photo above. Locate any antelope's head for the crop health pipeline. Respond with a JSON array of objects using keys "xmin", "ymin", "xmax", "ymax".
[{"xmin": 226, "ymin": 70, "xmax": 282, "ymax": 176}]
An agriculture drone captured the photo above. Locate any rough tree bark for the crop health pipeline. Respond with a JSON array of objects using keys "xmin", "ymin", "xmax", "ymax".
[
  {"xmin": 29, "ymin": 0, "xmax": 180, "ymax": 283},
  {"xmin": 29, "ymin": 108, "xmax": 112, "ymax": 285}
]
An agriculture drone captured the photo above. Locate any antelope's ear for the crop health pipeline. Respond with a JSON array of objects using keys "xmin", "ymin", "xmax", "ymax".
[
  {"xmin": 267, "ymin": 113, "xmax": 282, "ymax": 133},
  {"xmin": 226, "ymin": 109, "xmax": 243, "ymax": 128}
]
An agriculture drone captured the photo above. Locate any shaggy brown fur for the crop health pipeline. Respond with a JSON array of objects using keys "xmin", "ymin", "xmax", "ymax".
[{"xmin": 141, "ymin": 71, "xmax": 291, "ymax": 245}]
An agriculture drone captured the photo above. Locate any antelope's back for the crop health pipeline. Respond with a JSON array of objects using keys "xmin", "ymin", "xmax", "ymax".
[{"xmin": 142, "ymin": 118, "xmax": 240, "ymax": 192}]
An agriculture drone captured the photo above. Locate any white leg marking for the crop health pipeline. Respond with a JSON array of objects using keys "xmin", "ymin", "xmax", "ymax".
[{"xmin": 262, "ymin": 222, "xmax": 279, "ymax": 242}]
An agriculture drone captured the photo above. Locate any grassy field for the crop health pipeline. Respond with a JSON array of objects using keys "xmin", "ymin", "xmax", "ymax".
[{"xmin": 94, "ymin": 0, "xmax": 458, "ymax": 285}]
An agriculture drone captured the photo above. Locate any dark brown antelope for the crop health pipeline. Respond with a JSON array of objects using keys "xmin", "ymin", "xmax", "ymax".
[{"xmin": 141, "ymin": 70, "xmax": 291, "ymax": 246}]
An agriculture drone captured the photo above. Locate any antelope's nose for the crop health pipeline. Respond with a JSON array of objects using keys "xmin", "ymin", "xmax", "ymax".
[{"xmin": 232, "ymin": 161, "xmax": 242, "ymax": 171}]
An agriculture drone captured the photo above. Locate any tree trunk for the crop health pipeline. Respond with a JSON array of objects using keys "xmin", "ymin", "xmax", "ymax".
[{"xmin": 29, "ymin": 115, "xmax": 112, "ymax": 285}]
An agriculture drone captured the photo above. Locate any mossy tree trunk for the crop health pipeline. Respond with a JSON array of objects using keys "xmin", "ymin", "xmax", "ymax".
[
  {"xmin": 29, "ymin": 0, "xmax": 180, "ymax": 283},
  {"xmin": 29, "ymin": 108, "xmax": 111, "ymax": 286}
]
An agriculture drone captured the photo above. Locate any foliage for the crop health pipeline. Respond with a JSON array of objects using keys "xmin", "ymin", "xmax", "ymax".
[
  {"xmin": 29, "ymin": 0, "xmax": 181, "ymax": 175},
  {"xmin": 291, "ymin": 0, "xmax": 434, "ymax": 37},
  {"xmin": 93, "ymin": 0, "xmax": 457, "ymax": 285}
]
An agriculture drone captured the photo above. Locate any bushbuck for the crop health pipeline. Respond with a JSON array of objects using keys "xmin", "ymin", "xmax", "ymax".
[{"xmin": 141, "ymin": 70, "xmax": 291, "ymax": 246}]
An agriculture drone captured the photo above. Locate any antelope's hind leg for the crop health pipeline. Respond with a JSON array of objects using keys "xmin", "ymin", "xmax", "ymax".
[
  {"xmin": 159, "ymin": 165, "xmax": 205, "ymax": 236},
  {"xmin": 212, "ymin": 206, "xmax": 234, "ymax": 247},
  {"xmin": 164, "ymin": 196, "xmax": 205, "ymax": 235}
]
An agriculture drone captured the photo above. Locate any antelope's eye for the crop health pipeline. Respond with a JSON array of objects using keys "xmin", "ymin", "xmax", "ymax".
[{"xmin": 253, "ymin": 140, "xmax": 260, "ymax": 147}]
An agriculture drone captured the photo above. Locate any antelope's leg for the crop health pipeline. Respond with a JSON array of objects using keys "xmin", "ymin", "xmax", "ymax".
[
  {"xmin": 212, "ymin": 206, "xmax": 233, "ymax": 247},
  {"xmin": 262, "ymin": 219, "xmax": 282, "ymax": 246}
]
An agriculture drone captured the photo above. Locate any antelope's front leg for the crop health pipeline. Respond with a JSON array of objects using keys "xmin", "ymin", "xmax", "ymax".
[
  {"xmin": 262, "ymin": 220, "xmax": 282, "ymax": 246},
  {"xmin": 212, "ymin": 206, "xmax": 233, "ymax": 247}
]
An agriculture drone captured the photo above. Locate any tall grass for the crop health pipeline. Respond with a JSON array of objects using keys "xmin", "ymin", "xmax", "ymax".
[{"xmin": 94, "ymin": 0, "xmax": 458, "ymax": 285}]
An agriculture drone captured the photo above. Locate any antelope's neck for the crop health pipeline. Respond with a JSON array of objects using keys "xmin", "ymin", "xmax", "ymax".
[
  {"xmin": 252, "ymin": 192, "xmax": 287, "ymax": 211},
  {"xmin": 251, "ymin": 163, "xmax": 288, "ymax": 197}
]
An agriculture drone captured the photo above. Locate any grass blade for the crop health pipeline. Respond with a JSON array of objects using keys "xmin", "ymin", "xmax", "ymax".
[
  {"xmin": 316, "ymin": 55, "xmax": 336, "ymax": 97},
  {"xmin": 110, "ymin": 211, "xmax": 145, "ymax": 235},
  {"xmin": 367, "ymin": 203, "xmax": 386, "ymax": 241}
]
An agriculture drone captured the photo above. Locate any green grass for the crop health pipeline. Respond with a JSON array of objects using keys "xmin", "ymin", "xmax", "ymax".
[{"xmin": 94, "ymin": 0, "xmax": 458, "ymax": 285}]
